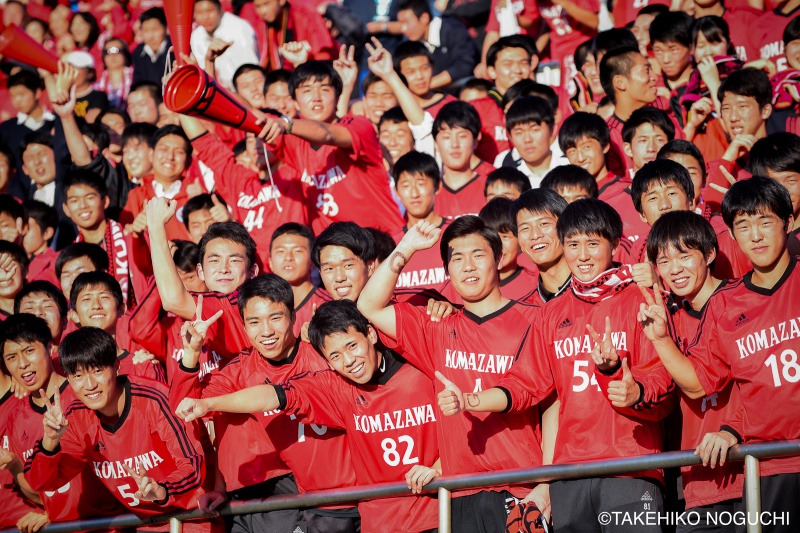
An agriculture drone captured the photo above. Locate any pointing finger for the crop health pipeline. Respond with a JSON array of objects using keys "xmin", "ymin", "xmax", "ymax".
[{"xmin": 434, "ymin": 371, "xmax": 454, "ymax": 389}]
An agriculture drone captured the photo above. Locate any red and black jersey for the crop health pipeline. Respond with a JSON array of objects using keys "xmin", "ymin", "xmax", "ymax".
[
  {"xmin": 188, "ymin": 290, "xmax": 249, "ymax": 362},
  {"xmin": 117, "ymin": 350, "xmax": 166, "ymax": 384},
  {"xmin": 391, "ymin": 220, "xmax": 450, "ymax": 292},
  {"xmin": 469, "ymin": 97, "xmax": 510, "ymax": 163},
  {"xmin": 191, "ymin": 133, "xmax": 309, "ymax": 269},
  {"xmin": 10, "ymin": 382, "xmax": 124, "ymax": 523},
  {"xmin": 667, "ymin": 289, "xmax": 744, "ymax": 509},
  {"xmin": 687, "ymin": 257, "xmax": 800, "ymax": 477},
  {"xmin": 597, "ymin": 173, "xmax": 651, "ymax": 245},
  {"xmin": 0, "ymin": 389, "xmax": 41, "ymax": 528},
  {"xmin": 27, "ymin": 248, "xmax": 60, "ymax": 287},
  {"xmin": 499, "ymin": 267, "xmax": 540, "ymax": 302},
  {"xmin": 436, "ymin": 161, "xmax": 495, "ymax": 219},
  {"xmin": 612, "ymin": 0, "xmax": 669, "ymax": 27},
  {"xmin": 293, "ymin": 286, "xmax": 333, "ymax": 338},
  {"xmin": 498, "ymin": 284, "xmax": 676, "ymax": 481},
  {"xmin": 279, "ymin": 351, "xmax": 439, "ymax": 533},
  {"xmin": 26, "ymin": 376, "xmax": 220, "ymax": 533},
  {"xmin": 423, "ymin": 94, "xmax": 458, "ymax": 118},
  {"xmin": 708, "ymin": 214, "xmax": 752, "ymax": 280},
  {"xmin": 392, "ymin": 301, "xmax": 543, "ymax": 499},
  {"xmin": 269, "ymin": 115, "xmax": 403, "ymax": 234},
  {"xmin": 724, "ymin": 7, "xmax": 762, "ymax": 62},
  {"xmin": 755, "ymin": 6, "xmax": 800, "ymax": 72}
]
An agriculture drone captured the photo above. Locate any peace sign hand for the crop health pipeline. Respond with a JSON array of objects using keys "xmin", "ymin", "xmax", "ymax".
[
  {"xmin": 40, "ymin": 388, "xmax": 68, "ymax": 450},
  {"xmin": 586, "ymin": 317, "xmax": 619, "ymax": 371},
  {"xmin": 181, "ymin": 295, "xmax": 224, "ymax": 365},
  {"xmin": 123, "ymin": 463, "xmax": 167, "ymax": 502},
  {"xmin": 637, "ymin": 284, "xmax": 669, "ymax": 343}
]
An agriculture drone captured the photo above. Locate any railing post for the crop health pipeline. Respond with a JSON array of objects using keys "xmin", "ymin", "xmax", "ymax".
[
  {"xmin": 438, "ymin": 486, "xmax": 451, "ymax": 533},
  {"xmin": 744, "ymin": 455, "xmax": 761, "ymax": 533},
  {"xmin": 169, "ymin": 517, "xmax": 183, "ymax": 533}
]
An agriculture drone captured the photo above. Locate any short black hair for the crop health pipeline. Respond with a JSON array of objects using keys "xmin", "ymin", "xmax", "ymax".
[
  {"xmin": 270, "ymin": 222, "xmax": 315, "ymax": 251},
  {"xmin": 20, "ymin": 130, "xmax": 54, "ymax": 155},
  {"xmin": 0, "ymin": 143, "xmax": 16, "ymax": 173},
  {"xmin": 393, "ymin": 151, "xmax": 440, "ymax": 188},
  {"xmin": 378, "ymin": 106, "xmax": 409, "ymax": 130},
  {"xmin": 440, "ymin": 215, "xmax": 502, "ymax": 268},
  {"xmin": 59, "ymin": 327, "xmax": 118, "ymax": 375},
  {"xmin": 289, "ymin": 61, "xmax": 343, "ymax": 100},
  {"xmin": 121, "ymin": 122, "xmax": 158, "ymax": 149},
  {"xmin": 182, "ymin": 193, "xmax": 216, "ymax": 230},
  {"xmin": 173, "ymin": 240, "xmax": 200, "ymax": 272},
  {"xmin": 0, "ymin": 194, "xmax": 25, "ymax": 224},
  {"xmin": 139, "ymin": 6, "xmax": 167, "ymax": 26},
  {"xmin": 393, "ymin": 40, "xmax": 434, "ymax": 70},
  {"xmin": 621, "ymin": 107, "xmax": 675, "ymax": 144},
  {"xmin": 501, "ymin": 80, "xmax": 559, "ymax": 113},
  {"xmin": 63, "ymin": 169, "xmax": 109, "ymax": 198},
  {"xmin": 0, "ymin": 314, "xmax": 52, "ymax": 355},
  {"xmin": 0, "ymin": 241, "xmax": 29, "ymax": 278},
  {"xmin": 367, "ymin": 228, "xmax": 395, "ymax": 263},
  {"xmin": 152, "ymin": 124, "xmax": 192, "ymax": 160},
  {"xmin": 233, "ymin": 64, "xmax": 265, "ymax": 92},
  {"xmin": 717, "ymin": 68, "xmax": 772, "ymax": 110},
  {"xmin": 485, "ymin": 167, "xmax": 531, "ymax": 197},
  {"xmin": 479, "ymin": 197, "xmax": 515, "ymax": 234},
  {"xmin": 55, "ymin": 242, "xmax": 109, "ymax": 279},
  {"xmin": 459, "ymin": 77, "xmax": 493, "ymax": 99},
  {"xmin": 510, "ymin": 188, "xmax": 569, "ymax": 235},
  {"xmin": 692, "ymin": 16, "xmax": 733, "ymax": 52},
  {"xmin": 129, "ymin": 81, "xmax": 162, "ymax": 107},
  {"xmin": 14, "ymin": 281, "xmax": 68, "ymax": 319},
  {"xmin": 592, "ymin": 28, "xmax": 638, "ymax": 59},
  {"xmin": 649, "ymin": 11, "xmax": 693, "ymax": 48},
  {"xmin": 505, "ymin": 95, "xmax": 555, "ymax": 131},
  {"xmin": 540, "ymin": 165, "xmax": 599, "ymax": 198},
  {"xmin": 646, "ymin": 210, "xmax": 718, "ymax": 264},
  {"xmin": 558, "ymin": 111, "xmax": 610, "ymax": 152},
  {"xmin": 486, "ymin": 35, "xmax": 537, "ymax": 68},
  {"xmin": 396, "ymin": 0, "xmax": 431, "ymax": 19},
  {"xmin": 25, "ymin": 200, "xmax": 58, "ymax": 243},
  {"xmin": 784, "ymin": 16, "xmax": 800, "ymax": 45},
  {"xmin": 557, "ymin": 198, "xmax": 623, "ymax": 243},
  {"xmin": 312, "ymin": 222, "xmax": 377, "ymax": 267},
  {"xmin": 264, "ymin": 69, "xmax": 292, "ymax": 93},
  {"xmin": 631, "ymin": 159, "xmax": 695, "ymax": 214},
  {"xmin": 98, "ymin": 107, "xmax": 131, "ymax": 130},
  {"xmin": 432, "ymin": 101, "xmax": 481, "ymax": 139},
  {"xmin": 638, "ymin": 4, "xmax": 669, "ymax": 17},
  {"xmin": 69, "ymin": 271, "xmax": 123, "ymax": 310},
  {"xmin": 721, "ymin": 175, "xmax": 795, "ymax": 228},
  {"xmin": 599, "ymin": 46, "xmax": 641, "ymax": 104},
  {"xmin": 237, "ymin": 274, "xmax": 295, "ymax": 318},
  {"xmin": 198, "ymin": 221, "xmax": 257, "ymax": 269},
  {"xmin": 749, "ymin": 133, "xmax": 800, "ymax": 177},
  {"xmin": 657, "ymin": 139, "xmax": 707, "ymax": 178},
  {"xmin": 308, "ymin": 299, "xmax": 371, "ymax": 356},
  {"xmin": 7, "ymin": 69, "xmax": 43, "ymax": 93},
  {"xmin": 574, "ymin": 37, "xmax": 594, "ymax": 71},
  {"xmin": 78, "ymin": 120, "xmax": 111, "ymax": 152}
]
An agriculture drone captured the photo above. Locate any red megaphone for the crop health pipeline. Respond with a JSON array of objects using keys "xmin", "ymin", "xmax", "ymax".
[
  {"xmin": 164, "ymin": 64, "xmax": 263, "ymax": 133},
  {"xmin": 164, "ymin": 0, "xmax": 195, "ymax": 65},
  {"xmin": 0, "ymin": 24, "xmax": 59, "ymax": 73}
]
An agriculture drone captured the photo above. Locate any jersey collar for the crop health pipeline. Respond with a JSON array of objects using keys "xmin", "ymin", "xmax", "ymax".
[
  {"xmin": 98, "ymin": 376, "xmax": 132, "ymax": 434},
  {"xmin": 463, "ymin": 299, "xmax": 515, "ymax": 325},
  {"xmin": 30, "ymin": 379, "xmax": 69, "ymax": 414},
  {"xmin": 370, "ymin": 347, "xmax": 403, "ymax": 386},
  {"xmin": 743, "ymin": 255, "xmax": 797, "ymax": 297}
]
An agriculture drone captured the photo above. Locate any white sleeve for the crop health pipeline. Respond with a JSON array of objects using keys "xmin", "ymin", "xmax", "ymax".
[{"xmin": 409, "ymin": 111, "xmax": 436, "ymax": 157}]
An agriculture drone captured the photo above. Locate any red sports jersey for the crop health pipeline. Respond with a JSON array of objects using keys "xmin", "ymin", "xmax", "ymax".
[
  {"xmin": 0, "ymin": 389, "xmax": 41, "ymax": 528},
  {"xmin": 596, "ymin": 173, "xmax": 651, "ymax": 244},
  {"xmin": 436, "ymin": 161, "xmax": 495, "ymax": 219},
  {"xmin": 499, "ymin": 267, "xmax": 540, "ymax": 301},
  {"xmin": 191, "ymin": 133, "xmax": 309, "ymax": 268},
  {"xmin": 279, "ymin": 352, "xmax": 439, "ymax": 533},
  {"xmin": 117, "ymin": 350, "xmax": 166, "ymax": 383},
  {"xmin": 539, "ymin": 0, "xmax": 599, "ymax": 90},
  {"xmin": 469, "ymin": 97, "xmax": 510, "ymax": 162},
  {"xmin": 10, "ymin": 382, "xmax": 124, "ymax": 523},
  {"xmin": 269, "ymin": 115, "xmax": 403, "ymax": 234},
  {"xmin": 26, "ymin": 376, "xmax": 221, "ymax": 533},
  {"xmin": 485, "ymin": 0, "xmax": 540, "ymax": 36},
  {"xmin": 687, "ymin": 258, "xmax": 800, "ymax": 477},
  {"xmin": 74, "ymin": 219, "xmax": 133, "ymax": 305},
  {"xmin": 392, "ymin": 301, "xmax": 543, "ymax": 498},
  {"xmin": 391, "ymin": 221, "xmax": 450, "ymax": 292},
  {"xmin": 724, "ymin": 8, "xmax": 763, "ymax": 62},
  {"xmin": 27, "ymin": 248, "xmax": 60, "ymax": 287},
  {"xmin": 189, "ymin": 290, "xmax": 250, "ymax": 361},
  {"xmin": 423, "ymin": 94, "xmax": 458, "ymax": 118},
  {"xmin": 612, "ymin": 0, "xmax": 669, "ymax": 27},
  {"xmin": 756, "ymin": 6, "xmax": 800, "ymax": 72},
  {"xmin": 293, "ymin": 286, "xmax": 333, "ymax": 338},
  {"xmin": 667, "ymin": 291, "xmax": 744, "ymax": 509},
  {"xmin": 606, "ymin": 108, "xmax": 685, "ymax": 177},
  {"xmin": 175, "ymin": 342, "xmax": 356, "ymax": 497},
  {"xmin": 708, "ymin": 214, "xmax": 753, "ymax": 280},
  {"xmin": 498, "ymin": 283, "xmax": 676, "ymax": 481}
]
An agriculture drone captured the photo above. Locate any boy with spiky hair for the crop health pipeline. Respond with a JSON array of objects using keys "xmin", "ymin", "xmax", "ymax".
[
  {"xmin": 176, "ymin": 300, "xmax": 440, "ymax": 533},
  {"xmin": 639, "ymin": 177, "xmax": 800, "ymax": 531},
  {"xmin": 25, "ymin": 327, "xmax": 222, "ymax": 533},
  {"xmin": 644, "ymin": 210, "xmax": 744, "ymax": 526},
  {"xmin": 437, "ymin": 199, "xmax": 676, "ymax": 533}
]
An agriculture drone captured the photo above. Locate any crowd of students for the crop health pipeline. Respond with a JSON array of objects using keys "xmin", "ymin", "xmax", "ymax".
[{"xmin": 1, "ymin": 0, "xmax": 800, "ymax": 532}]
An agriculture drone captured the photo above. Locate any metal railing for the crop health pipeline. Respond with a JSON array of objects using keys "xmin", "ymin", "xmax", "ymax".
[{"xmin": 5, "ymin": 439, "xmax": 799, "ymax": 533}]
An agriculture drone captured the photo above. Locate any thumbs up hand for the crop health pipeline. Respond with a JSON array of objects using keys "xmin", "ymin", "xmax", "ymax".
[
  {"xmin": 209, "ymin": 194, "xmax": 233, "ymax": 223},
  {"xmin": 435, "ymin": 371, "xmax": 464, "ymax": 416},
  {"xmin": 606, "ymin": 358, "xmax": 641, "ymax": 408}
]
